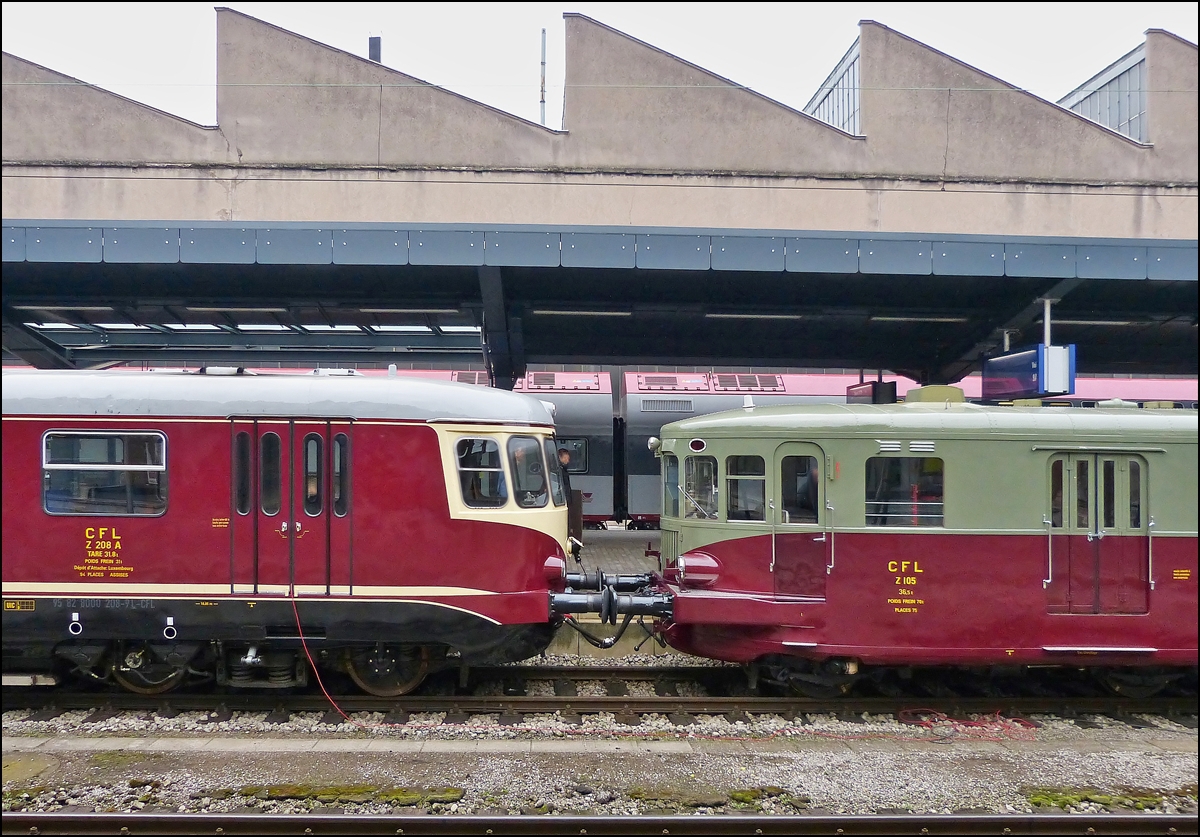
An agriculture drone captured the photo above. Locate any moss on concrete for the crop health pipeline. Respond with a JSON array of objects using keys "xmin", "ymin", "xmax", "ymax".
[{"xmin": 1024, "ymin": 785, "xmax": 1196, "ymax": 811}]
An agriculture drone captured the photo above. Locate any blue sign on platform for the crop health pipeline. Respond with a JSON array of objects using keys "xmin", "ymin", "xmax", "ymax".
[{"xmin": 982, "ymin": 344, "xmax": 1076, "ymax": 400}]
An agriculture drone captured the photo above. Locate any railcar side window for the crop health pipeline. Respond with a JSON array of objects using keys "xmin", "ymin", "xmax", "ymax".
[
  {"xmin": 663, "ymin": 454, "xmax": 680, "ymax": 518},
  {"xmin": 1128, "ymin": 460, "xmax": 1141, "ymax": 528},
  {"xmin": 781, "ymin": 455, "xmax": 820, "ymax": 523},
  {"xmin": 333, "ymin": 434, "xmax": 349, "ymax": 517},
  {"xmin": 555, "ymin": 438, "xmax": 588, "ymax": 473},
  {"xmin": 683, "ymin": 455, "xmax": 718, "ymax": 519},
  {"xmin": 1102, "ymin": 459, "xmax": 1116, "ymax": 530},
  {"xmin": 234, "ymin": 431, "xmax": 251, "ymax": 515},
  {"xmin": 303, "ymin": 434, "xmax": 323, "ymax": 516},
  {"xmin": 543, "ymin": 438, "xmax": 566, "ymax": 506},
  {"xmin": 726, "ymin": 455, "xmax": 765, "ymax": 521},
  {"xmin": 508, "ymin": 436, "xmax": 548, "ymax": 508},
  {"xmin": 1075, "ymin": 459, "xmax": 1089, "ymax": 529},
  {"xmin": 1050, "ymin": 459, "xmax": 1064, "ymax": 528},
  {"xmin": 260, "ymin": 432, "xmax": 282, "ymax": 516},
  {"xmin": 457, "ymin": 438, "xmax": 508, "ymax": 508},
  {"xmin": 43, "ymin": 431, "xmax": 168, "ymax": 516},
  {"xmin": 865, "ymin": 457, "xmax": 944, "ymax": 527}
]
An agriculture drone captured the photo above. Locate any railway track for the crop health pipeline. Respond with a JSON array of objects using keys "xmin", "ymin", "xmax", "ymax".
[
  {"xmin": 2, "ymin": 811, "xmax": 1196, "ymax": 835},
  {"xmin": 5, "ymin": 688, "xmax": 1196, "ymax": 726}
]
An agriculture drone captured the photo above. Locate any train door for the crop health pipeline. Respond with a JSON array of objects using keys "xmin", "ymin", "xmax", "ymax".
[
  {"xmin": 1046, "ymin": 454, "xmax": 1149, "ymax": 614},
  {"xmin": 231, "ymin": 420, "xmax": 352, "ymax": 596},
  {"xmin": 772, "ymin": 443, "xmax": 829, "ymax": 598}
]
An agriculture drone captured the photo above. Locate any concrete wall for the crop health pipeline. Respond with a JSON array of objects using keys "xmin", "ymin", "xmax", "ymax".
[
  {"xmin": 0, "ymin": 54, "xmax": 231, "ymax": 164},
  {"xmin": 5, "ymin": 167, "xmax": 1194, "ymax": 241},
  {"xmin": 215, "ymin": 10, "xmax": 559, "ymax": 168},
  {"xmin": 558, "ymin": 15, "xmax": 865, "ymax": 174},
  {"xmin": 1146, "ymin": 30, "xmax": 1199, "ymax": 178},
  {"xmin": 2, "ymin": 9, "xmax": 1196, "ymax": 240},
  {"xmin": 858, "ymin": 22, "xmax": 1194, "ymax": 184}
]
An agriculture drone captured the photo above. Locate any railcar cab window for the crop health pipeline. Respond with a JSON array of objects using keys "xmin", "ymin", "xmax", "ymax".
[
  {"xmin": 43, "ymin": 431, "xmax": 167, "ymax": 516},
  {"xmin": 865, "ymin": 457, "xmax": 944, "ymax": 526},
  {"xmin": 683, "ymin": 455, "xmax": 718, "ymax": 519},
  {"xmin": 508, "ymin": 436, "xmax": 548, "ymax": 508},
  {"xmin": 726, "ymin": 455, "xmax": 766, "ymax": 521},
  {"xmin": 554, "ymin": 438, "xmax": 588, "ymax": 473},
  {"xmin": 781, "ymin": 455, "xmax": 820, "ymax": 523},
  {"xmin": 542, "ymin": 438, "xmax": 566, "ymax": 506},
  {"xmin": 457, "ymin": 438, "xmax": 508, "ymax": 508},
  {"xmin": 663, "ymin": 454, "xmax": 680, "ymax": 518}
]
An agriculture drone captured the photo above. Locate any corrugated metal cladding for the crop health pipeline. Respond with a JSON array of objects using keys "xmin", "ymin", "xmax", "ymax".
[
  {"xmin": 1058, "ymin": 45, "xmax": 1147, "ymax": 142},
  {"xmin": 2, "ymin": 224, "xmax": 1195, "ymax": 281},
  {"xmin": 803, "ymin": 38, "xmax": 861, "ymax": 136}
]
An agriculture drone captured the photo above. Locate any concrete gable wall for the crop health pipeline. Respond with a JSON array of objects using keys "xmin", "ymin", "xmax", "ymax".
[
  {"xmin": 1, "ymin": 9, "xmax": 1196, "ymax": 187},
  {"xmin": 1146, "ymin": 30, "xmax": 1199, "ymax": 179},
  {"xmin": 859, "ymin": 22, "xmax": 1173, "ymax": 183},
  {"xmin": 560, "ymin": 14, "xmax": 864, "ymax": 174},
  {"xmin": 216, "ymin": 8, "xmax": 558, "ymax": 168},
  {"xmin": 1, "ymin": 53, "xmax": 229, "ymax": 164}
]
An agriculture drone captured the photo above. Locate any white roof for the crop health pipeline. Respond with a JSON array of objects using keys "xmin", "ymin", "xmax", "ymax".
[{"xmin": 1, "ymin": 369, "xmax": 555, "ymax": 426}]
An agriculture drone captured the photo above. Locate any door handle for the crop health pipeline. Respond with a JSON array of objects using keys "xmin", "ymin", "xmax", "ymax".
[{"xmin": 812, "ymin": 533, "xmax": 827, "ymax": 542}]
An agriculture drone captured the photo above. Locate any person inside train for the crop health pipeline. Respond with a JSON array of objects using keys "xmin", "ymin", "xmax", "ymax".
[
  {"xmin": 509, "ymin": 438, "xmax": 548, "ymax": 508},
  {"xmin": 557, "ymin": 448, "xmax": 574, "ymax": 498}
]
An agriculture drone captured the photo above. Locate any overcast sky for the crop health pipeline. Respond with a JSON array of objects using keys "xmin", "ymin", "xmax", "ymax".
[{"xmin": 3, "ymin": 2, "xmax": 1197, "ymax": 128}]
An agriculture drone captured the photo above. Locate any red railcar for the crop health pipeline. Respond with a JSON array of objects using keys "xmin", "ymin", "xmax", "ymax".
[
  {"xmin": 2, "ymin": 369, "xmax": 573, "ymax": 695},
  {"xmin": 650, "ymin": 386, "xmax": 1199, "ymax": 697}
]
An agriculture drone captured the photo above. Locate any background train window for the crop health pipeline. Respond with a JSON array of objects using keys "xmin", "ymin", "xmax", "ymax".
[
  {"xmin": 555, "ymin": 438, "xmax": 588, "ymax": 473},
  {"xmin": 781, "ymin": 455, "xmax": 820, "ymax": 523},
  {"xmin": 234, "ymin": 431, "xmax": 251, "ymax": 515},
  {"xmin": 457, "ymin": 437, "xmax": 508, "ymax": 508},
  {"xmin": 303, "ymin": 434, "xmax": 323, "ymax": 516},
  {"xmin": 543, "ymin": 438, "xmax": 566, "ymax": 506},
  {"xmin": 725, "ymin": 455, "xmax": 765, "ymax": 521},
  {"xmin": 42, "ymin": 431, "xmax": 167, "ymax": 516},
  {"xmin": 260, "ymin": 432, "xmax": 282, "ymax": 516},
  {"xmin": 865, "ymin": 457, "xmax": 944, "ymax": 526},
  {"xmin": 333, "ymin": 434, "xmax": 349, "ymax": 517},
  {"xmin": 508, "ymin": 436, "xmax": 548, "ymax": 508},
  {"xmin": 663, "ymin": 454, "xmax": 680, "ymax": 518},
  {"xmin": 683, "ymin": 455, "xmax": 718, "ymax": 519}
]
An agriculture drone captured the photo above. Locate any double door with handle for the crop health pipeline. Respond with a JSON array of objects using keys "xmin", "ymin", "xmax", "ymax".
[
  {"xmin": 1046, "ymin": 453, "xmax": 1150, "ymax": 615},
  {"xmin": 231, "ymin": 419, "xmax": 352, "ymax": 595}
]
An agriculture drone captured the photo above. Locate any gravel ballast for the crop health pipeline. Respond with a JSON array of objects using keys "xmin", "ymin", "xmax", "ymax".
[{"xmin": 4, "ymin": 705, "xmax": 1196, "ymax": 817}]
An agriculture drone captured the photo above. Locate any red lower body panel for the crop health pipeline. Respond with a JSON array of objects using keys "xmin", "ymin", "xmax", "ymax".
[{"xmin": 660, "ymin": 532, "xmax": 1197, "ymax": 668}]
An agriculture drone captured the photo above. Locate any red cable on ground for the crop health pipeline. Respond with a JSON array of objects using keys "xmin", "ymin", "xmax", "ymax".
[{"xmin": 290, "ymin": 593, "xmax": 370, "ymax": 729}]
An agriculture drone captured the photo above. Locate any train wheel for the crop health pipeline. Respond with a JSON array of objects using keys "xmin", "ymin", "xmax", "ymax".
[
  {"xmin": 767, "ymin": 662, "xmax": 857, "ymax": 699},
  {"xmin": 1096, "ymin": 667, "xmax": 1174, "ymax": 699},
  {"xmin": 788, "ymin": 679, "xmax": 853, "ymax": 699},
  {"xmin": 110, "ymin": 642, "xmax": 188, "ymax": 695},
  {"xmin": 346, "ymin": 645, "xmax": 430, "ymax": 697}
]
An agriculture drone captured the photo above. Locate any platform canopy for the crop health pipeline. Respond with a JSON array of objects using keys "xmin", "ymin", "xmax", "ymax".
[{"xmin": 3, "ymin": 11, "xmax": 1196, "ymax": 385}]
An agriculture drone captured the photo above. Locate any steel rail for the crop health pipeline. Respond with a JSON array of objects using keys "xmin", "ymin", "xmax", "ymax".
[
  {"xmin": 4, "ymin": 691, "xmax": 1196, "ymax": 720},
  {"xmin": 2, "ymin": 812, "xmax": 1196, "ymax": 835}
]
